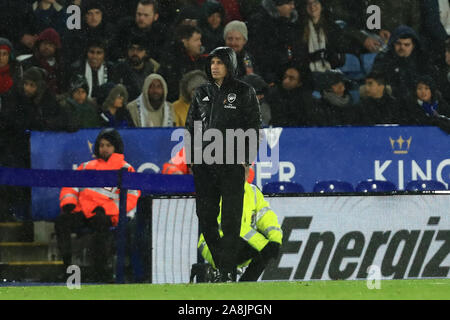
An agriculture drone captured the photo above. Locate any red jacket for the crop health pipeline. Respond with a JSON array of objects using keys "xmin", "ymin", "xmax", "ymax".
[{"xmin": 60, "ymin": 153, "xmax": 140, "ymax": 226}]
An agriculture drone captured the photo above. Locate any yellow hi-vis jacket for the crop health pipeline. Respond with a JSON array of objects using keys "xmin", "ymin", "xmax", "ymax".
[{"xmin": 198, "ymin": 182, "xmax": 282, "ymax": 268}]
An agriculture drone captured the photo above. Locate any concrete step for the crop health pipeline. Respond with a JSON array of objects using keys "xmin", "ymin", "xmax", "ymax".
[
  {"xmin": 0, "ymin": 261, "xmax": 65, "ymax": 282},
  {"xmin": 0, "ymin": 222, "xmax": 34, "ymax": 242},
  {"xmin": 0, "ymin": 242, "xmax": 50, "ymax": 262}
]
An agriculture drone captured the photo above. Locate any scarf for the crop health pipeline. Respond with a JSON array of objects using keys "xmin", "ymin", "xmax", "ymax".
[
  {"xmin": 85, "ymin": 61, "xmax": 107, "ymax": 97},
  {"xmin": 308, "ymin": 20, "xmax": 331, "ymax": 72},
  {"xmin": 323, "ymin": 90, "xmax": 352, "ymax": 107},
  {"xmin": 418, "ymin": 99, "xmax": 439, "ymax": 117},
  {"xmin": 0, "ymin": 65, "xmax": 13, "ymax": 94},
  {"xmin": 136, "ymin": 94, "xmax": 173, "ymax": 127}
]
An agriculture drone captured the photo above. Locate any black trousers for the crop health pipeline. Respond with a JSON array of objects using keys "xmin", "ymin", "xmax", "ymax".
[
  {"xmin": 192, "ymin": 164, "xmax": 245, "ymax": 272},
  {"xmin": 54, "ymin": 210, "xmax": 113, "ymax": 280}
]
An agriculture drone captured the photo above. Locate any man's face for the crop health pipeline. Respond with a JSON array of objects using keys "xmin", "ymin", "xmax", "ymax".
[
  {"xmin": 135, "ymin": 3, "xmax": 159, "ymax": 29},
  {"xmin": 416, "ymin": 83, "xmax": 432, "ymax": 102},
  {"xmin": 39, "ymin": 40, "xmax": 56, "ymax": 59},
  {"xmin": 277, "ymin": 1, "xmax": 295, "ymax": 18},
  {"xmin": 148, "ymin": 79, "xmax": 164, "ymax": 101},
  {"xmin": 128, "ymin": 45, "xmax": 147, "ymax": 67},
  {"xmin": 0, "ymin": 49, "xmax": 9, "ymax": 68},
  {"xmin": 207, "ymin": 12, "xmax": 222, "ymax": 30},
  {"xmin": 72, "ymin": 88, "xmax": 87, "ymax": 104},
  {"xmin": 225, "ymin": 30, "xmax": 247, "ymax": 54},
  {"xmin": 87, "ymin": 46, "xmax": 105, "ymax": 69},
  {"xmin": 85, "ymin": 9, "xmax": 102, "ymax": 28},
  {"xmin": 210, "ymin": 57, "xmax": 227, "ymax": 83},
  {"xmin": 183, "ymin": 32, "xmax": 202, "ymax": 57},
  {"xmin": 394, "ymin": 38, "xmax": 414, "ymax": 58},
  {"xmin": 98, "ymin": 138, "xmax": 115, "ymax": 160},
  {"xmin": 282, "ymin": 68, "xmax": 301, "ymax": 90},
  {"xmin": 24, "ymin": 80, "xmax": 38, "ymax": 98},
  {"xmin": 365, "ymin": 78, "xmax": 384, "ymax": 98},
  {"xmin": 331, "ymin": 81, "xmax": 345, "ymax": 97}
]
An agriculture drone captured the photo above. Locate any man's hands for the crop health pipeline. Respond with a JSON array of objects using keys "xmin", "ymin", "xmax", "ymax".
[
  {"xmin": 92, "ymin": 206, "xmax": 106, "ymax": 216},
  {"xmin": 62, "ymin": 204, "xmax": 76, "ymax": 215},
  {"xmin": 261, "ymin": 241, "xmax": 281, "ymax": 261}
]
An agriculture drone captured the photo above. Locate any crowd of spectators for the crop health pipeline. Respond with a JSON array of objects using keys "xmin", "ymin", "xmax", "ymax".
[{"xmin": 1, "ymin": 0, "xmax": 450, "ymax": 221}]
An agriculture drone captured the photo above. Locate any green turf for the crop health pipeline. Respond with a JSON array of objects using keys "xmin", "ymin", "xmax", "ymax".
[{"xmin": 0, "ymin": 279, "xmax": 449, "ymax": 300}]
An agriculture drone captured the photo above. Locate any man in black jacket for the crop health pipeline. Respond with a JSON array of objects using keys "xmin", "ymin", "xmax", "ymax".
[{"xmin": 185, "ymin": 46, "xmax": 262, "ymax": 281}]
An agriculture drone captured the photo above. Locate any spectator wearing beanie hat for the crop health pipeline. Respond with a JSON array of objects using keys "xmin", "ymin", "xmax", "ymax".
[
  {"xmin": 62, "ymin": 0, "xmax": 116, "ymax": 65},
  {"xmin": 224, "ymin": 20, "xmax": 257, "ymax": 79},
  {"xmin": 199, "ymin": 0, "xmax": 226, "ymax": 53},
  {"xmin": 247, "ymin": 0, "xmax": 298, "ymax": 85},
  {"xmin": 21, "ymin": 28, "xmax": 65, "ymax": 95},
  {"xmin": 0, "ymin": 38, "xmax": 23, "ymax": 96}
]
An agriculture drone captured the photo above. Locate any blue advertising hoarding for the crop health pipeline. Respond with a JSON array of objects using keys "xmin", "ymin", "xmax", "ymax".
[{"xmin": 31, "ymin": 126, "xmax": 450, "ymax": 220}]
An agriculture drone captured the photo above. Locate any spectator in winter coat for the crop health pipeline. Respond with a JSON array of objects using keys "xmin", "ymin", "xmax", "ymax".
[
  {"xmin": 199, "ymin": 0, "xmax": 226, "ymax": 53},
  {"xmin": 403, "ymin": 75, "xmax": 450, "ymax": 127},
  {"xmin": 241, "ymin": 73, "xmax": 271, "ymax": 126},
  {"xmin": 68, "ymin": 38, "xmax": 115, "ymax": 98},
  {"xmin": 172, "ymin": 70, "xmax": 208, "ymax": 127},
  {"xmin": 293, "ymin": 0, "xmax": 346, "ymax": 76},
  {"xmin": 247, "ymin": 0, "xmax": 298, "ymax": 85},
  {"xmin": 57, "ymin": 74, "xmax": 102, "ymax": 131},
  {"xmin": 437, "ymin": 39, "xmax": 450, "ymax": 104},
  {"xmin": 18, "ymin": 66, "xmax": 67, "ymax": 131},
  {"xmin": 356, "ymin": 71, "xmax": 403, "ymax": 125},
  {"xmin": 94, "ymin": 82, "xmax": 133, "ymax": 128},
  {"xmin": 110, "ymin": 35, "xmax": 160, "ymax": 102},
  {"xmin": 21, "ymin": 28, "xmax": 66, "ymax": 95},
  {"xmin": 127, "ymin": 74, "xmax": 176, "ymax": 127},
  {"xmin": 224, "ymin": 20, "xmax": 257, "ymax": 79},
  {"xmin": 266, "ymin": 63, "xmax": 316, "ymax": 127},
  {"xmin": 371, "ymin": 25, "xmax": 438, "ymax": 100},
  {"xmin": 0, "ymin": 38, "xmax": 23, "ymax": 97},
  {"xmin": 315, "ymin": 70, "xmax": 355, "ymax": 126},
  {"xmin": 32, "ymin": 0, "xmax": 67, "ymax": 36},
  {"xmin": 159, "ymin": 25, "xmax": 207, "ymax": 102},
  {"xmin": 62, "ymin": 0, "xmax": 116, "ymax": 65}
]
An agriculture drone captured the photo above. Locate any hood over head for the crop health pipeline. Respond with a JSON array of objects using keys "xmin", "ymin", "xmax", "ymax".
[
  {"xmin": 179, "ymin": 69, "xmax": 208, "ymax": 101},
  {"xmin": 388, "ymin": 25, "xmax": 421, "ymax": 52},
  {"xmin": 94, "ymin": 128, "xmax": 124, "ymax": 157},
  {"xmin": 141, "ymin": 73, "xmax": 169, "ymax": 111},
  {"xmin": 205, "ymin": 46, "xmax": 238, "ymax": 82},
  {"xmin": 262, "ymin": 0, "xmax": 298, "ymax": 22},
  {"xmin": 22, "ymin": 66, "xmax": 48, "ymax": 103}
]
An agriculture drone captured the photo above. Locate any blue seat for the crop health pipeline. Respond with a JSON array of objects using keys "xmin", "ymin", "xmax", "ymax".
[
  {"xmin": 356, "ymin": 180, "xmax": 397, "ymax": 193},
  {"xmin": 313, "ymin": 180, "xmax": 354, "ymax": 193},
  {"xmin": 361, "ymin": 53, "xmax": 378, "ymax": 75},
  {"xmin": 338, "ymin": 54, "xmax": 365, "ymax": 80},
  {"xmin": 405, "ymin": 180, "xmax": 447, "ymax": 191},
  {"xmin": 262, "ymin": 181, "xmax": 305, "ymax": 194}
]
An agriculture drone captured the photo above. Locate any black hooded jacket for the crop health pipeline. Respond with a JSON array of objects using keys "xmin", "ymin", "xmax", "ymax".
[{"xmin": 185, "ymin": 47, "xmax": 262, "ymax": 164}]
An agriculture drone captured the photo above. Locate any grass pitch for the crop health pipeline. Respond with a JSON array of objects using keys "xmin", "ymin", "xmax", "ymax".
[{"xmin": 0, "ymin": 279, "xmax": 449, "ymax": 300}]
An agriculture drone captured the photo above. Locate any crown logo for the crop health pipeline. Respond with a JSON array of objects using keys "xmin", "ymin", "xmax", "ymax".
[{"xmin": 389, "ymin": 136, "xmax": 412, "ymax": 154}]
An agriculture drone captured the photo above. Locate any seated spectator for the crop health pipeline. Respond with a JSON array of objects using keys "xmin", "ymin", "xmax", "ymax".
[
  {"xmin": 293, "ymin": 0, "xmax": 346, "ymax": 76},
  {"xmin": 437, "ymin": 39, "xmax": 450, "ymax": 104},
  {"xmin": 62, "ymin": 0, "xmax": 116, "ymax": 65},
  {"xmin": 315, "ymin": 70, "xmax": 355, "ymax": 126},
  {"xmin": 68, "ymin": 38, "xmax": 115, "ymax": 97},
  {"xmin": 266, "ymin": 63, "xmax": 316, "ymax": 127},
  {"xmin": 18, "ymin": 66, "xmax": 67, "ymax": 131},
  {"xmin": 159, "ymin": 25, "xmax": 207, "ymax": 102},
  {"xmin": 21, "ymin": 28, "xmax": 66, "ymax": 95},
  {"xmin": 198, "ymin": 0, "xmax": 243, "ymax": 22},
  {"xmin": 0, "ymin": 38, "xmax": 23, "ymax": 97},
  {"xmin": 127, "ymin": 74, "xmax": 176, "ymax": 127},
  {"xmin": 224, "ymin": 20, "xmax": 256, "ymax": 79},
  {"xmin": 93, "ymin": 82, "xmax": 133, "ymax": 128},
  {"xmin": 356, "ymin": 71, "xmax": 402, "ymax": 125},
  {"xmin": 111, "ymin": 0, "xmax": 165, "ymax": 61},
  {"xmin": 241, "ymin": 73, "xmax": 271, "ymax": 126},
  {"xmin": 371, "ymin": 25, "xmax": 438, "ymax": 100},
  {"xmin": 403, "ymin": 76, "xmax": 450, "ymax": 126},
  {"xmin": 32, "ymin": 0, "xmax": 67, "ymax": 36},
  {"xmin": 0, "ymin": 0, "xmax": 38, "ymax": 56},
  {"xmin": 173, "ymin": 70, "xmax": 208, "ymax": 127},
  {"xmin": 57, "ymin": 74, "xmax": 102, "ymax": 131},
  {"xmin": 199, "ymin": 0, "xmax": 226, "ymax": 53},
  {"xmin": 56, "ymin": 128, "xmax": 140, "ymax": 282},
  {"xmin": 247, "ymin": 0, "xmax": 298, "ymax": 85},
  {"xmin": 111, "ymin": 35, "xmax": 160, "ymax": 101}
]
